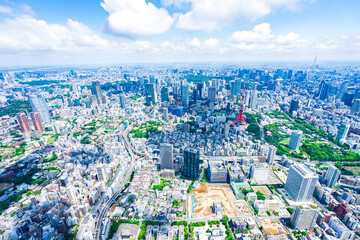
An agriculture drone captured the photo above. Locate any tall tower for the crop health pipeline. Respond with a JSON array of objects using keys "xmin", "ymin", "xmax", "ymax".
[
  {"xmin": 91, "ymin": 81, "xmax": 103, "ymax": 104},
  {"xmin": 208, "ymin": 86, "xmax": 216, "ymax": 104},
  {"xmin": 29, "ymin": 94, "xmax": 51, "ymax": 124},
  {"xmin": 285, "ymin": 164, "xmax": 318, "ymax": 202},
  {"xmin": 182, "ymin": 85, "xmax": 189, "ymax": 106},
  {"xmin": 325, "ymin": 165, "xmax": 341, "ymax": 188},
  {"xmin": 267, "ymin": 146, "xmax": 277, "ymax": 164},
  {"xmin": 183, "ymin": 148, "xmax": 200, "ymax": 179},
  {"xmin": 16, "ymin": 112, "xmax": 31, "ymax": 133},
  {"xmin": 233, "ymin": 104, "xmax": 246, "ymax": 125},
  {"xmin": 120, "ymin": 95, "xmax": 126, "ymax": 108},
  {"xmin": 30, "ymin": 111, "xmax": 44, "ymax": 133},
  {"xmin": 289, "ymin": 130, "xmax": 303, "ymax": 150},
  {"xmin": 160, "ymin": 143, "xmax": 173, "ymax": 170}
]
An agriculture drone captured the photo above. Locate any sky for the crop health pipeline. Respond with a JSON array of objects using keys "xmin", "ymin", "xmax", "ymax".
[{"xmin": 0, "ymin": 0, "xmax": 359, "ymax": 66}]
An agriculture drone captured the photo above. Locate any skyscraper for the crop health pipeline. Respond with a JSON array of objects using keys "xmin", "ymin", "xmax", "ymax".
[
  {"xmin": 183, "ymin": 148, "xmax": 200, "ymax": 179},
  {"xmin": 250, "ymin": 90, "xmax": 258, "ymax": 109},
  {"xmin": 16, "ymin": 112, "xmax": 31, "ymax": 133},
  {"xmin": 291, "ymin": 206, "xmax": 319, "ymax": 230},
  {"xmin": 181, "ymin": 85, "xmax": 189, "ymax": 106},
  {"xmin": 91, "ymin": 81, "xmax": 103, "ymax": 104},
  {"xmin": 351, "ymin": 99, "xmax": 360, "ymax": 114},
  {"xmin": 336, "ymin": 81, "xmax": 348, "ymax": 101},
  {"xmin": 120, "ymin": 95, "xmax": 126, "ymax": 108},
  {"xmin": 289, "ymin": 130, "xmax": 303, "ymax": 150},
  {"xmin": 325, "ymin": 165, "xmax": 341, "ymax": 188},
  {"xmin": 160, "ymin": 143, "xmax": 173, "ymax": 170},
  {"xmin": 289, "ymin": 99, "xmax": 299, "ymax": 114},
  {"xmin": 161, "ymin": 86, "xmax": 169, "ymax": 102},
  {"xmin": 319, "ymin": 81, "xmax": 330, "ymax": 100},
  {"xmin": 30, "ymin": 111, "xmax": 44, "ymax": 133},
  {"xmin": 267, "ymin": 146, "xmax": 277, "ymax": 164},
  {"xmin": 163, "ymin": 108, "xmax": 168, "ymax": 121},
  {"xmin": 145, "ymin": 83, "xmax": 157, "ymax": 104},
  {"xmin": 336, "ymin": 123, "xmax": 350, "ymax": 141},
  {"xmin": 208, "ymin": 86, "xmax": 216, "ymax": 104},
  {"xmin": 285, "ymin": 164, "xmax": 318, "ymax": 202},
  {"xmin": 29, "ymin": 94, "xmax": 51, "ymax": 123}
]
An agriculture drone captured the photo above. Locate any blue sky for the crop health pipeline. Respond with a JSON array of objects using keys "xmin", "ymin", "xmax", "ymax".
[{"xmin": 0, "ymin": 0, "xmax": 359, "ymax": 66}]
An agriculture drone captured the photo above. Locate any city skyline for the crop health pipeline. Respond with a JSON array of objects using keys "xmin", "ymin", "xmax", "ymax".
[{"xmin": 0, "ymin": 0, "xmax": 359, "ymax": 66}]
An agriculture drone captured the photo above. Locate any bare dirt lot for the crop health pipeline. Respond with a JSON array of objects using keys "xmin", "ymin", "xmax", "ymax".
[
  {"xmin": 188, "ymin": 183, "xmax": 238, "ymax": 219},
  {"xmin": 251, "ymin": 186, "xmax": 272, "ymax": 196},
  {"xmin": 258, "ymin": 219, "xmax": 290, "ymax": 236}
]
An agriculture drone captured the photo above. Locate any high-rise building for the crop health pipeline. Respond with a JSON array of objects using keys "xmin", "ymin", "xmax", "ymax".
[
  {"xmin": 328, "ymin": 217, "xmax": 354, "ymax": 240},
  {"xmin": 161, "ymin": 87, "xmax": 169, "ymax": 102},
  {"xmin": 234, "ymin": 79, "xmax": 241, "ymax": 96},
  {"xmin": 224, "ymin": 123, "xmax": 230, "ymax": 138},
  {"xmin": 160, "ymin": 143, "xmax": 173, "ymax": 170},
  {"xmin": 351, "ymin": 99, "xmax": 360, "ymax": 114},
  {"xmin": 319, "ymin": 81, "xmax": 330, "ymax": 100},
  {"xmin": 208, "ymin": 86, "xmax": 216, "ymax": 103},
  {"xmin": 96, "ymin": 165, "xmax": 108, "ymax": 182},
  {"xmin": 163, "ymin": 108, "xmax": 168, "ymax": 121},
  {"xmin": 267, "ymin": 146, "xmax": 277, "ymax": 164},
  {"xmin": 72, "ymin": 83, "xmax": 78, "ymax": 93},
  {"xmin": 289, "ymin": 130, "xmax": 303, "ymax": 150},
  {"xmin": 183, "ymin": 148, "xmax": 200, "ymax": 179},
  {"xmin": 250, "ymin": 90, "xmax": 258, "ymax": 109},
  {"xmin": 291, "ymin": 206, "xmax": 319, "ymax": 230},
  {"xmin": 289, "ymin": 99, "xmax": 299, "ymax": 114},
  {"xmin": 336, "ymin": 82, "xmax": 348, "ymax": 101},
  {"xmin": 91, "ymin": 81, "xmax": 103, "ymax": 104},
  {"xmin": 335, "ymin": 203, "xmax": 350, "ymax": 221},
  {"xmin": 29, "ymin": 94, "xmax": 51, "ymax": 123},
  {"xmin": 336, "ymin": 123, "xmax": 350, "ymax": 141},
  {"xmin": 120, "ymin": 95, "xmax": 126, "ymax": 108},
  {"xmin": 16, "ymin": 112, "xmax": 31, "ymax": 133},
  {"xmin": 30, "ymin": 111, "xmax": 44, "ymax": 133},
  {"xmin": 285, "ymin": 164, "xmax": 318, "ymax": 202},
  {"xmin": 325, "ymin": 165, "xmax": 341, "ymax": 188},
  {"xmin": 145, "ymin": 83, "xmax": 157, "ymax": 104},
  {"xmin": 181, "ymin": 85, "xmax": 189, "ymax": 106}
]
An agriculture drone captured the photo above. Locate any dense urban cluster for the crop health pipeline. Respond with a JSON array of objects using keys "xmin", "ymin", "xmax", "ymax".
[{"xmin": 0, "ymin": 64, "xmax": 360, "ymax": 240}]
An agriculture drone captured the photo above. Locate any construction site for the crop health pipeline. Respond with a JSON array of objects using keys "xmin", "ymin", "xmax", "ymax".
[
  {"xmin": 258, "ymin": 219, "xmax": 290, "ymax": 236},
  {"xmin": 188, "ymin": 183, "xmax": 238, "ymax": 219}
]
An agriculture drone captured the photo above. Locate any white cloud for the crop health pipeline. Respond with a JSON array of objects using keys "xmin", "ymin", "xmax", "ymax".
[
  {"xmin": 175, "ymin": 0, "xmax": 312, "ymax": 31},
  {"xmin": 101, "ymin": 0, "xmax": 174, "ymax": 38},
  {"xmin": 0, "ymin": 15, "xmax": 111, "ymax": 52},
  {"xmin": 229, "ymin": 23, "xmax": 310, "ymax": 52},
  {"xmin": 0, "ymin": 5, "xmax": 11, "ymax": 13}
]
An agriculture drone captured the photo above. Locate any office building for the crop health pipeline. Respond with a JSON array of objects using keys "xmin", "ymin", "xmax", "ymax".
[
  {"xmin": 328, "ymin": 217, "xmax": 354, "ymax": 240},
  {"xmin": 183, "ymin": 148, "xmax": 200, "ymax": 179},
  {"xmin": 161, "ymin": 87, "xmax": 169, "ymax": 102},
  {"xmin": 336, "ymin": 123, "xmax": 350, "ymax": 141},
  {"xmin": 336, "ymin": 203, "xmax": 350, "ymax": 221},
  {"xmin": 325, "ymin": 165, "xmax": 341, "ymax": 188},
  {"xmin": 181, "ymin": 85, "xmax": 189, "ymax": 106},
  {"xmin": 267, "ymin": 146, "xmax": 277, "ymax": 164},
  {"xmin": 91, "ymin": 81, "xmax": 103, "ymax": 104},
  {"xmin": 163, "ymin": 108, "xmax": 168, "ymax": 121},
  {"xmin": 249, "ymin": 163, "xmax": 270, "ymax": 182},
  {"xmin": 30, "ymin": 111, "xmax": 44, "ymax": 133},
  {"xmin": 160, "ymin": 143, "xmax": 173, "ymax": 170},
  {"xmin": 120, "ymin": 95, "xmax": 126, "ymax": 108},
  {"xmin": 289, "ymin": 130, "xmax": 303, "ymax": 150},
  {"xmin": 336, "ymin": 81, "xmax": 348, "ymax": 101},
  {"xmin": 319, "ymin": 81, "xmax": 330, "ymax": 100},
  {"xmin": 285, "ymin": 164, "xmax": 318, "ymax": 202},
  {"xmin": 250, "ymin": 90, "xmax": 258, "ymax": 109},
  {"xmin": 16, "ymin": 112, "xmax": 31, "ymax": 133},
  {"xmin": 208, "ymin": 86, "xmax": 216, "ymax": 103},
  {"xmin": 145, "ymin": 83, "xmax": 157, "ymax": 104},
  {"xmin": 224, "ymin": 123, "xmax": 230, "ymax": 138},
  {"xmin": 351, "ymin": 99, "xmax": 360, "ymax": 114},
  {"xmin": 289, "ymin": 99, "xmax": 299, "ymax": 114},
  {"xmin": 208, "ymin": 161, "xmax": 227, "ymax": 183},
  {"xmin": 291, "ymin": 206, "xmax": 319, "ymax": 230},
  {"xmin": 96, "ymin": 165, "xmax": 108, "ymax": 182},
  {"xmin": 29, "ymin": 94, "xmax": 51, "ymax": 123}
]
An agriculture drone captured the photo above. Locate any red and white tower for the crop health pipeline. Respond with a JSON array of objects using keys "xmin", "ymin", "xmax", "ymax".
[
  {"xmin": 16, "ymin": 112, "xmax": 31, "ymax": 132},
  {"xmin": 30, "ymin": 111, "xmax": 44, "ymax": 133},
  {"xmin": 232, "ymin": 104, "xmax": 246, "ymax": 125}
]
